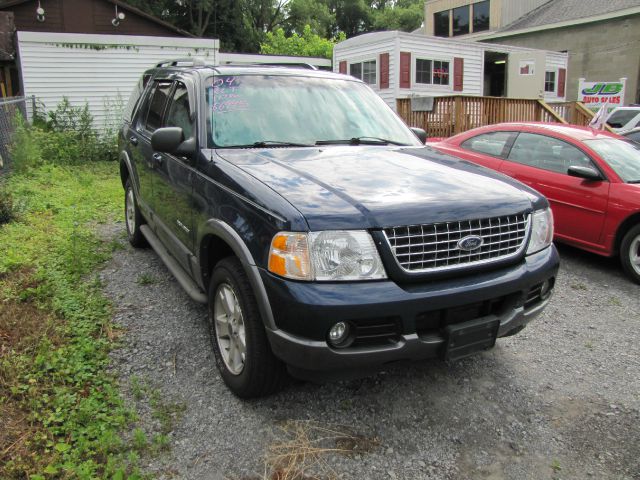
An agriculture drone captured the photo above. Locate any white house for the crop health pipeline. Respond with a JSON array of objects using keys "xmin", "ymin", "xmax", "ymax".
[{"xmin": 333, "ymin": 31, "xmax": 569, "ymax": 110}]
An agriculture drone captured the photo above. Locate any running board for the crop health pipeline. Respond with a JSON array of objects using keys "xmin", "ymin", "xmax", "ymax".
[{"xmin": 140, "ymin": 225, "xmax": 207, "ymax": 304}]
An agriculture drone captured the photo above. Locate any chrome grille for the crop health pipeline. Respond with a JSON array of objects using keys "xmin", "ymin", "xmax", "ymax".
[{"xmin": 383, "ymin": 213, "xmax": 530, "ymax": 273}]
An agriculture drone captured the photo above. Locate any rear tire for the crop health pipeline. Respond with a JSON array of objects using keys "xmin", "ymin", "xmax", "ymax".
[
  {"xmin": 620, "ymin": 224, "xmax": 640, "ymax": 284},
  {"xmin": 124, "ymin": 179, "xmax": 147, "ymax": 248},
  {"xmin": 207, "ymin": 257, "xmax": 288, "ymax": 398}
]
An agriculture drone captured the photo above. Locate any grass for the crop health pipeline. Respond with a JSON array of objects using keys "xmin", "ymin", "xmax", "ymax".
[
  {"xmin": 265, "ymin": 421, "xmax": 380, "ymax": 480},
  {"xmin": 0, "ymin": 162, "xmax": 144, "ymax": 479},
  {"xmin": 135, "ymin": 273, "xmax": 156, "ymax": 286}
]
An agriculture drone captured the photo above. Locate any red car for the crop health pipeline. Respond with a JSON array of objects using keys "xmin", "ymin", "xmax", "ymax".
[{"xmin": 432, "ymin": 123, "xmax": 640, "ymax": 283}]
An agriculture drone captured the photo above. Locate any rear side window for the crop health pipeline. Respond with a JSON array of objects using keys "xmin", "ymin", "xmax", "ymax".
[
  {"xmin": 461, "ymin": 132, "xmax": 513, "ymax": 157},
  {"xmin": 164, "ymin": 83, "xmax": 194, "ymax": 139},
  {"xmin": 123, "ymin": 74, "xmax": 151, "ymax": 123},
  {"xmin": 507, "ymin": 132, "xmax": 592, "ymax": 174},
  {"xmin": 142, "ymin": 81, "xmax": 172, "ymax": 133}
]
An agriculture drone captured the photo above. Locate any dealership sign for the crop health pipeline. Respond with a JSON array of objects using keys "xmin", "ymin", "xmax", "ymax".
[{"xmin": 578, "ymin": 78, "xmax": 626, "ymax": 111}]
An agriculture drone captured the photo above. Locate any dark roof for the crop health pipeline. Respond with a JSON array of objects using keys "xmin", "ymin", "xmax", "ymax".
[
  {"xmin": 501, "ymin": 0, "xmax": 640, "ymax": 32},
  {"xmin": 0, "ymin": 0, "xmax": 195, "ymax": 37}
]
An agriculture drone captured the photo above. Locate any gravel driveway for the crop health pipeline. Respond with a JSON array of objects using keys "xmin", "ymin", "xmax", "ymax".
[{"xmin": 101, "ymin": 221, "xmax": 640, "ymax": 480}]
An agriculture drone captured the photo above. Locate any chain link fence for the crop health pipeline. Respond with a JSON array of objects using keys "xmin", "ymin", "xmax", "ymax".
[{"xmin": 0, "ymin": 95, "xmax": 38, "ymax": 172}]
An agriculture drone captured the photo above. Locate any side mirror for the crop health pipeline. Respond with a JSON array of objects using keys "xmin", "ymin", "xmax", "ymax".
[
  {"xmin": 567, "ymin": 165, "xmax": 603, "ymax": 181},
  {"xmin": 151, "ymin": 127, "xmax": 197, "ymax": 158},
  {"xmin": 410, "ymin": 127, "xmax": 427, "ymax": 144}
]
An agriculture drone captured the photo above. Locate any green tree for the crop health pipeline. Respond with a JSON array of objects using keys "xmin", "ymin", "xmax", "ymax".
[
  {"xmin": 260, "ymin": 25, "xmax": 346, "ymax": 59},
  {"xmin": 371, "ymin": 0, "xmax": 423, "ymax": 32},
  {"xmin": 285, "ymin": 0, "xmax": 336, "ymax": 37}
]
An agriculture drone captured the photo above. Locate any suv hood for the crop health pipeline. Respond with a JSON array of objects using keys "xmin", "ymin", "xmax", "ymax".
[{"xmin": 217, "ymin": 146, "xmax": 542, "ymax": 230}]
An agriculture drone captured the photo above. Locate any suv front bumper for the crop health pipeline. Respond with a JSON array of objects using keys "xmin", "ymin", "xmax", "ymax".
[{"xmin": 261, "ymin": 246, "xmax": 559, "ymax": 372}]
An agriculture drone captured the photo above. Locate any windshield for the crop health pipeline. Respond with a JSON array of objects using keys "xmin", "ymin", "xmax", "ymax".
[
  {"xmin": 206, "ymin": 75, "xmax": 421, "ymax": 148},
  {"xmin": 584, "ymin": 138, "xmax": 640, "ymax": 183},
  {"xmin": 606, "ymin": 110, "xmax": 640, "ymax": 128}
]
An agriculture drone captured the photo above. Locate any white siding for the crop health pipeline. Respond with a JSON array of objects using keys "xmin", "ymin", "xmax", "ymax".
[
  {"xmin": 397, "ymin": 34, "xmax": 484, "ymax": 98},
  {"xmin": 334, "ymin": 33, "xmax": 397, "ymax": 108},
  {"xmin": 17, "ymin": 31, "xmax": 219, "ymax": 128},
  {"xmin": 544, "ymin": 52, "xmax": 569, "ymax": 102}
]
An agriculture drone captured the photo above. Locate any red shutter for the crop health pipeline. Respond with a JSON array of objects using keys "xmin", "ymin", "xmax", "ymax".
[
  {"xmin": 339, "ymin": 61, "xmax": 347, "ymax": 74},
  {"xmin": 557, "ymin": 68, "xmax": 567, "ymax": 97},
  {"xmin": 380, "ymin": 53, "xmax": 390, "ymax": 89},
  {"xmin": 399, "ymin": 52, "xmax": 411, "ymax": 89},
  {"xmin": 453, "ymin": 57, "xmax": 464, "ymax": 92}
]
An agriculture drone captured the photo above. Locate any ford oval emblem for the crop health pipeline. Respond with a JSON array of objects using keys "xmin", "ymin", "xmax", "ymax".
[{"xmin": 458, "ymin": 235, "xmax": 484, "ymax": 252}]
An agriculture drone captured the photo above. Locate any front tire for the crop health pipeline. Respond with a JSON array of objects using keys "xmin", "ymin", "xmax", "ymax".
[
  {"xmin": 620, "ymin": 224, "xmax": 640, "ymax": 284},
  {"xmin": 208, "ymin": 257, "xmax": 287, "ymax": 398},
  {"xmin": 124, "ymin": 179, "xmax": 146, "ymax": 248}
]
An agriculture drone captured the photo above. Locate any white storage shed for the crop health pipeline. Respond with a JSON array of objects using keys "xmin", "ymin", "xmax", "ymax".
[
  {"xmin": 333, "ymin": 31, "xmax": 569, "ymax": 110},
  {"xmin": 16, "ymin": 31, "xmax": 331, "ymax": 128}
]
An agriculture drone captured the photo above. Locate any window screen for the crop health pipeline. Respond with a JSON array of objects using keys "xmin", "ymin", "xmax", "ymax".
[
  {"xmin": 545, "ymin": 71, "xmax": 556, "ymax": 93},
  {"xmin": 362, "ymin": 60, "xmax": 377, "ymax": 85},
  {"xmin": 433, "ymin": 61, "xmax": 450, "ymax": 85},
  {"xmin": 416, "ymin": 59, "xmax": 432, "ymax": 84}
]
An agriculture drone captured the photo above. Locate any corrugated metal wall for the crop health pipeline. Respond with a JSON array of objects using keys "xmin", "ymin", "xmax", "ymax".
[{"xmin": 17, "ymin": 31, "xmax": 219, "ymax": 129}]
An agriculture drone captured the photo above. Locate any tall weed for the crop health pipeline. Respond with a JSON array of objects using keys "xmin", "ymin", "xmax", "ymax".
[{"xmin": 10, "ymin": 97, "xmax": 119, "ymax": 171}]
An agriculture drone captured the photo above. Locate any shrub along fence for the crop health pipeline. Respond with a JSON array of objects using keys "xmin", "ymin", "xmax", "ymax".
[
  {"xmin": 396, "ymin": 96, "xmax": 596, "ymax": 139},
  {"xmin": 0, "ymin": 96, "xmax": 37, "ymax": 172}
]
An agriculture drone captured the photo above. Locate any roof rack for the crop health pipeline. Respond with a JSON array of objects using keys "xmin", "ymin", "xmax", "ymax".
[
  {"xmin": 155, "ymin": 57, "xmax": 207, "ymax": 68},
  {"xmin": 239, "ymin": 62, "xmax": 318, "ymax": 70},
  {"xmin": 256, "ymin": 62, "xmax": 318, "ymax": 70}
]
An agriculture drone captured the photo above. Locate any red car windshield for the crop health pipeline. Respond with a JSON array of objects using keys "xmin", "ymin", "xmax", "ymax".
[{"xmin": 584, "ymin": 138, "xmax": 640, "ymax": 183}]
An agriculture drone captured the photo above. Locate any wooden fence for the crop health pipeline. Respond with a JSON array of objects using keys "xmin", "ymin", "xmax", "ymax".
[{"xmin": 396, "ymin": 96, "xmax": 596, "ymax": 138}]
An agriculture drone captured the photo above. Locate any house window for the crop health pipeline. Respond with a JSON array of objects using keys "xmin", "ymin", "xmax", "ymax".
[
  {"xmin": 452, "ymin": 5, "xmax": 470, "ymax": 36},
  {"xmin": 415, "ymin": 59, "xmax": 449, "ymax": 86},
  {"xmin": 436, "ymin": 1, "xmax": 490, "ymax": 37},
  {"xmin": 416, "ymin": 59, "xmax": 433, "ymax": 84},
  {"xmin": 473, "ymin": 1, "xmax": 490, "ymax": 32},
  {"xmin": 545, "ymin": 71, "xmax": 556, "ymax": 93},
  {"xmin": 350, "ymin": 60, "xmax": 376, "ymax": 85},
  {"xmin": 433, "ymin": 60, "xmax": 450, "ymax": 85},
  {"xmin": 434, "ymin": 10, "xmax": 450, "ymax": 37}
]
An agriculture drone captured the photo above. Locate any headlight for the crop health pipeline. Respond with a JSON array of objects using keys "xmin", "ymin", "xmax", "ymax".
[
  {"xmin": 526, "ymin": 208, "xmax": 554, "ymax": 255},
  {"xmin": 268, "ymin": 231, "xmax": 387, "ymax": 281}
]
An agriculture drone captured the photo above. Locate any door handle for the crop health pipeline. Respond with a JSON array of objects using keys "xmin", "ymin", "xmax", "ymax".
[
  {"xmin": 152, "ymin": 153, "xmax": 163, "ymax": 165},
  {"xmin": 129, "ymin": 136, "xmax": 138, "ymax": 146}
]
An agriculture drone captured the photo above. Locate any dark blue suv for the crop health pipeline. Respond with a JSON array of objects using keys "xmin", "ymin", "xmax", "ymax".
[{"xmin": 119, "ymin": 59, "xmax": 559, "ymax": 398}]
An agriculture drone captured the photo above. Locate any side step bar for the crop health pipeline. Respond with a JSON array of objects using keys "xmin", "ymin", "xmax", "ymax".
[{"xmin": 140, "ymin": 225, "xmax": 207, "ymax": 304}]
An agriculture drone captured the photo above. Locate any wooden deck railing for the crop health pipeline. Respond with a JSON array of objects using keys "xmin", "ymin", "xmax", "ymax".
[
  {"xmin": 396, "ymin": 96, "xmax": 597, "ymax": 138},
  {"xmin": 547, "ymin": 101, "xmax": 596, "ymax": 126}
]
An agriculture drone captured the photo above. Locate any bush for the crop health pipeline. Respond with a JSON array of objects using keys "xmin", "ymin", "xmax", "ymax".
[
  {"xmin": 0, "ymin": 186, "xmax": 15, "ymax": 224},
  {"xmin": 10, "ymin": 98, "xmax": 118, "ymax": 172}
]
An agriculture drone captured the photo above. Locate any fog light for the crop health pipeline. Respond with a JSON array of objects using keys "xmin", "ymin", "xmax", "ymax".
[
  {"xmin": 540, "ymin": 279, "xmax": 553, "ymax": 300},
  {"xmin": 328, "ymin": 321, "xmax": 349, "ymax": 346}
]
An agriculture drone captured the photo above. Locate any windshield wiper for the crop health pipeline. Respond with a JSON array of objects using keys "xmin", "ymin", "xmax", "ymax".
[
  {"xmin": 222, "ymin": 140, "xmax": 313, "ymax": 148},
  {"xmin": 628, "ymin": 180, "xmax": 640, "ymax": 184},
  {"xmin": 316, "ymin": 136, "xmax": 409, "ymax": 146}
]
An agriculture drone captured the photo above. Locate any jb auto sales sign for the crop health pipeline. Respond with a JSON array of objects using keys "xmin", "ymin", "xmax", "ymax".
[{"xmin": 578, "ymin": 78, "xmax": 626, "ymax": 111}]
